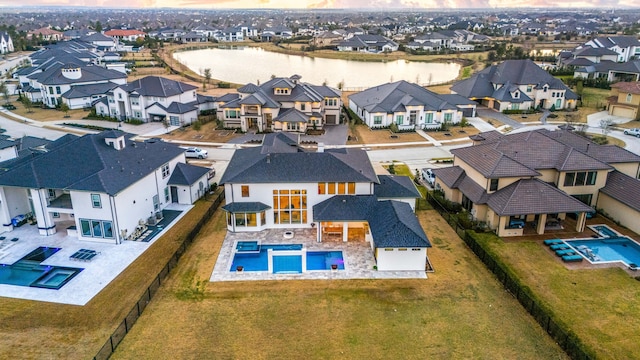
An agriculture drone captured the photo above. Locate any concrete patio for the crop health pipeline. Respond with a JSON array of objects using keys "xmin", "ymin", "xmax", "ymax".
[
  {"xmin": 0, "ymin": 203, "xmax": 192, "ymax": 305},
  {"xmin": 210, "ymin": 228, "xmax": 429, "ymax": 282}
]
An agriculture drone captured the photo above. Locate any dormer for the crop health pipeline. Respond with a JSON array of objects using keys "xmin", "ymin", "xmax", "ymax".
[
  {"xmin": 543, "ymin": 84, "xmax": 549, "ymax": 92},
  {"xmin": 513, "ymin": 90, "xmax": 520, "ymax": 99},
  {"xmin": 105, "ymin": 133, "xmax": 126, "ymax": 150},
  {"xmin": 274, "ymin": 87, "xmax": 290, "ymax": 95}
]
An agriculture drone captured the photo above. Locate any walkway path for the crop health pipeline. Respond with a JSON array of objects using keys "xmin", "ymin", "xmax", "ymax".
[{"xmin": 416, "ymin": 129, "xmax": 442, "ymax": 146}]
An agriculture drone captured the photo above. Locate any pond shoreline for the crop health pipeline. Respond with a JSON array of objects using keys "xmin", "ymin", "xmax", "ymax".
[{"xmin": 157, "ymin": 42, "xmax": 475, "ymax": 89}]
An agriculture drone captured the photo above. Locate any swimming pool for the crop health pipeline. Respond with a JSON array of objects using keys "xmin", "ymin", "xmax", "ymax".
[
  {"xmin": 0, "ymin": 247, "xmax": 83, "ymax": 290},
  {"xmin": 566, "ymin": 238, "xmax": 640, "ymax": 266},
  {"xmin": 590, "ymin": 224, "xmax": 619, "ymax": 238},
  {"xmin": 230, "ymin": 245, "xmax": 344, "ymax": 273}
]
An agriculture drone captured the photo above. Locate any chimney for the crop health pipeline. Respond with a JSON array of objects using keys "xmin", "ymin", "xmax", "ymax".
[
  {"xmin": 266, "ymin": 153, "xmax": 271, "ymax": 163},
  {"xmin": 317, "ymin": 142, "xmax": 324, "ymax": 153}
]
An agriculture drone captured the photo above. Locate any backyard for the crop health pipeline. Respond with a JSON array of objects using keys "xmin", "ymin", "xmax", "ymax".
[
  {"xmin": 473, "ymin": 224, "xmax": 640, "ymax": 359},
  {"xmin": 109, "ymin": 208, "xmax": 567, "ymax": 359},
  {"xmin": 0, "ymin": 198, "xmax": 217, "ymax": 359}
]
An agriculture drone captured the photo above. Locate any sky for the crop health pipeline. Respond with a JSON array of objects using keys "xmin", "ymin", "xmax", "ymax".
[{"xmin": 0, "ymin": 0, "xmax": 637, "ymax": 8}]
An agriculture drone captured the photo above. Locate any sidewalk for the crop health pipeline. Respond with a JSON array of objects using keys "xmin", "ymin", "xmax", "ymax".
[{"xmin": 416, "ymin": 129, "xmax": 442, "ymax": 146}]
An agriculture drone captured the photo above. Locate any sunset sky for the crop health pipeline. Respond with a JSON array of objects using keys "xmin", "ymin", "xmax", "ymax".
[{"xmin": 1, "ymin": 0, "xmax": 638, "ymax": 9}]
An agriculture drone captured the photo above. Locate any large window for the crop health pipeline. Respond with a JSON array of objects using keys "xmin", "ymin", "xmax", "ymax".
[
  {"xmin": 396, "ymin": 114, "xmax": 404, "ymax": 125},
  {"xmin": 241, "ymin": 185, "xmax": 250, "ymax": 197},
  {"xmin": 444, "ymin": 113, "xmax": 453, "ymax": 122},
  {"xmin": 162, "ymin": 163, "xmax": 170, "ymax": 178},
  {"xmin": 91, "ymin": 194, "xmax": 101, "ymax": 208},
  {"xmin": 225, "ymin": 109, "xmax": 240, "ymax": 119},
  {"xmin": 80, "ymin": 219, "xmax": 114, "ymax": 239},
  {"xmin": 164, "ymin": 187, "xmax": 170, "ymax": 202},
  {"xmin": 273, "ymin": 189, "xmax": 307, "ymax": 224},
  {"xmin": 373, "ymin": 115, "xmax": 383, "ymax": 125},
  {"xmin": 424, "ymin": 113, "xmax": 433, "ymax": 124},
  {"xmin": 564, "ymin": 171, "xmax": 597, "ymax": 187},
  {"xmin": 318, "ymin": 182, "xmax": 355, "ymax": 195},
  {"xmin": 572, "ymin": 194, "xmax": 593, "ymax": 206},
  {"xmin": 627, "ymin": 93, "xmax": 633, "ymax": 103}
]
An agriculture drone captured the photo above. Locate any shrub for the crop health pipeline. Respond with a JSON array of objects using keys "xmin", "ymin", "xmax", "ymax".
[
  {"xmin": 192, "ymin": 121, "xmax": 202, "ymax": 131},
  {"xmin": 389, "ymin": 122, "xmax": 399, "ymax": 133},
  {"xmin": 218, "ymin": 82, "xmax": 231, "ymax": 88}
]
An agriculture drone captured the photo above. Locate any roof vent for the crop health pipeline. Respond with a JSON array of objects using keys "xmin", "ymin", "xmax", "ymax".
[{"xmin": 266, "ymin": 153, "xmax": 271, "ymax": 164}]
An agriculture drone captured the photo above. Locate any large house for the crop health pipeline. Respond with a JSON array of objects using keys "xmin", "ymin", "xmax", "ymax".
[
  {"xmin": 220, "ymin": 133, "xmax": 431, "ymax": 271},
  {"xmin": 0, "ymin": 131, "xmax": 210, "ymax": 244},
  {"xmin": 582, "ymin": 36, "xmax": 640, "ymax": 63},
  {"xmin": 104, "ymin": 29, "xmax": 146, "ymax": 42},
  {"xmin": 94, "ymin": 76, "xmax": 215, "ymax": 125},
  {"xmin": 451, "ymin": 59, "xmax": 578, "ymax": 112},
  {"xmin": 337, "ymin": 34, "xmax": 398, "ymax": 53},
  {"xmin": 432, "ymin": 129, "xmax": 640, "ymax": 237},
  {"xmin": 27, "ymin": 27, "xmax": 64, "ymax": 41},
  {"xmin": 26, "ymin": 63, "xmax": 127, "ymax": 109},
  {"xmin": 217, "ymin": 75, "xmax": 342, "ymax": 133},
  {"xmin": 607, "ymin": 81, "xmax": 640, "ymax": 120},
  {"xmin": 348, "ymin": 80, "xmax": 471, "ymax": 130},
  {"xmin": 0, "ymin": 32, "xmax": 14, "ymax": 54}
]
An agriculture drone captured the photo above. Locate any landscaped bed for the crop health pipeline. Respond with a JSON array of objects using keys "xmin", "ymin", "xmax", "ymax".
[{"xmin": 109, "ymin": 209, "xmax": 567, "ymax": 359}]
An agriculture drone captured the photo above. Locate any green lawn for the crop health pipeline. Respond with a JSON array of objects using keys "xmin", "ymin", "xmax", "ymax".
[
  {"xmin": 111, "ymin": 210, "xmax": 567, "ymax": 359},
  {"xmin": 580, "ymin": 87, "xmax": 610, "ymax": 109},
  {"xmin": 474, "ymin": 232, "xmax": 640, "ymax": 359}
]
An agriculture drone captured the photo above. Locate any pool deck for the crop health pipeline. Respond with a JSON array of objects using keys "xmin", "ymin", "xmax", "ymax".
[
  {"xmin": 0, "ymin": 204, "xmax": 191, "ymax": 305},
  {"xmin": 210, "ymin": 228, "xmax": 428, "ymax": 281}
]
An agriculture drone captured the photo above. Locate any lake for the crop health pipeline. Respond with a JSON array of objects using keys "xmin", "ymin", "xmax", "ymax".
[{"xmin": 173, "ymin": 47, "xmax": 461, "ymax": 89}]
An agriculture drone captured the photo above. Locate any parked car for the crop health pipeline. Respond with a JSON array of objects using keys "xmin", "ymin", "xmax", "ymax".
[
  {"xmin": 184, "ymin": 147, "xmax": 208, "ymax": 159},
  {"xmin": 623, "ymin": 128, "xmax": 640, "ymax": 138},
  {"xmin": 421, "ymin": 168, "xmax": 435, "ymax": 186}
]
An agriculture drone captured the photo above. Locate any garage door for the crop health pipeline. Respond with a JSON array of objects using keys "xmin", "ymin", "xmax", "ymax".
[
  {"xmin": 461, "ymin": 107, "xmax": 475, "ymax": 117},
  {"xmin": 612, "ymin": 106, "xmax": 636, "ymax": 119},
  {"xmin": 326, "ymin": 114, "xmax": 337, "ymax": 124}
]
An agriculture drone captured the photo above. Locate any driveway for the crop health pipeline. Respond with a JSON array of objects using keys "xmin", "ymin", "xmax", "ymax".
[
  {"xmin": 476, "ymin": 107, "xmax": 524, "ymax": 129},
  {"xmin": 227, "ymin": 124, "xmax": 349, "ymax": 146},
  {"xmin": 466, "ymin": 117, "xmax": 498, "ymax": 132}
]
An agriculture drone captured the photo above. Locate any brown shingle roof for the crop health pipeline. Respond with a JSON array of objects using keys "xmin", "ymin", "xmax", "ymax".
[
  {"xmin": 487, "ymin": 179, "xmax": 593, "ymax": 216},
  {"xmin": 599, "ymin": 171, "xmax": 640, "ymax": 212},
  {"xmin": 432, "ymin": 166, "xmax": 488, "ymax": 204},
  {"xmin": 451, "ymin": 144, "xmax": 540, "ymax": 178},
  {"xmin": 611, "ymin": 81, "xmax": 640, "ymax": 94},
  {"xmin": 432, "ymin": 166, "xmax": 464, "ymax": 188}
]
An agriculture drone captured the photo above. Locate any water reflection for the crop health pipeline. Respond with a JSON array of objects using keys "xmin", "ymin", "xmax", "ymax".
[{"xmin": 173, "ymin": 47, "xmax": 461, "ymax": 89}]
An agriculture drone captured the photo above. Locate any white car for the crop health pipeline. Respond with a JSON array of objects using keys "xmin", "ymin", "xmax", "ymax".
[
  {"xmin": 623, "ymin": 128, "xmax": 640, "ymax": 138},
  {"xmin": 184, "ymin": 147, "xmax": 208, "ymax": 159},
  {"xmin": 421, "ymin": 168, "xmax": 435, "ymax": 186}
]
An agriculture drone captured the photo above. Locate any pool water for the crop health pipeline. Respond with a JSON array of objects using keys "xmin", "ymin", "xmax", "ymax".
[
  {"xmin": 593, "ymin": 225, "xmax": 617, "ymax": 238},
  {"xmin": 0, "ymin": 247, "xmax": 83, "ymax": 290},
  {"xmin": 566, "ymin": 238, "xmax": 640, "ymax": 266},
  {"xmin": 230, "ymin": 245, "xmax": 344, "ymax": 273},
  {"xmin": 307, "ymin": 251, "xmax": 345, "ymax": 270}
]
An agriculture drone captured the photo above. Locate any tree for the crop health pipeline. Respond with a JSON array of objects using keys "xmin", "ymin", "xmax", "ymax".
[
  {"xmin": 203, "ymin": 68, "xmax": 211, "ymax": 87},
  {"xmin": 60, "ymin": 102, "xmax": 70, "ymax": 118},
  {"xmin": 23, "ymin": 97, "xmax": 33, "ymax": 113},
  {"xmin": 600, "ymin": 118, "xmax": 613, "ymax": 137},
  {"xmin": 95, "ymin": 21, "xmax": 103, "ymax": 32},
  {"xmin": 0, "ymin": 82, "xmax": 8, "ymax": 104}
]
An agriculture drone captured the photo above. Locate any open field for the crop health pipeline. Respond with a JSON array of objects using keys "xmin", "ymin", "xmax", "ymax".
[
  {"xmin": 161, "ymin": 120, "xmax": 243, "ymax": 143},
  {"xmin": 474, "ymin": 219, "xmax": 640, "ymax": 359},
  {"xmin": 0, "ymin": 199, "xmax": 217, "ymax": 359},
  {"xmin": 111, "ymin": 208, "xmax": 567, "ymax": 359}
]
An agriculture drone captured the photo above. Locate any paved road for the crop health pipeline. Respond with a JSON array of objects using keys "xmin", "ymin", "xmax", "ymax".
[
  {"xmin": 476, "ymin": 107, "xmax": 524, "ymax": 129},
  {"xmin": 0, "ymin": 113, "xmax": 69, "ymax": 140}
]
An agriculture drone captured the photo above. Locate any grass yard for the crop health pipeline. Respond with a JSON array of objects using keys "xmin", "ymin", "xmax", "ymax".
[
  {"xmin": 580, "ymin": 87, "xmax": 610, "ymax": 110},
  {"xmin": 426, "ymin": 126, "xmax": 480, "ymax": 141},
  {"xmin": 4, "ymin": 96, "xmax": 90, "ymax": 122},
  {"xmin": 111, "ymin": 209, "xmax": 567, "ymax": 359},
  {"xmin": 474, "ymin": 231, "xmax": 640, "ymax": 359},
  {"xmin": 0, "ymin": 199, "xmax": 218, "ymax": 359}
]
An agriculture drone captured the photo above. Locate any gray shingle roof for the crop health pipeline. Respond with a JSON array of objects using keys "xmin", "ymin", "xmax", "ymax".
[
  {"xmin": 0, "ymin": 131, "xmax": 184, "ymax": 196},
  {"xmin": 487, "ymin": 179, "xmax": 594, "ymax": 216},
  {"xmin": 374, "ymin": 175, "xmax": 421, "ymax": 199},
  {"xmin": 119, "ymin": 76, "xmax": 197, "ymax": 97},
  {"xmin": 220, "ymin": 133, "xmax": 378, "ymax": 185},
  {"xmin": 62, "ymin": 82, "xmax": 119, "ymax": 99},
  {"xmin": 222, "ymin": 202, "xmax": 271, "ymax": 213},
  {"xmin": 452, "ymin": 59, "xmax": 573, "ymax": 99},
  {"xmin": 312, "ymin": 195, "xmax": 430, "ymax": 248},
  {"xmin": 599, "ymin": 171, "xmax": 640, "ymax": 212},
  {"xmin": 29, "ymin": 64, "xmax": 125, "ymax": 86},
  {"xmin": 167, "ymin": 162, "xmax": 210, "ymax": 186},
  {"xmin": 349, "ymin": 80, "xmax": 458, "ymax": 114}
]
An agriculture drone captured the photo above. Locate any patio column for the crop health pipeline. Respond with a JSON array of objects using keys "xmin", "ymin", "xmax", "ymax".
[
  {"xmin": 342, "ymin": 222, "xmax": 348, "ymax": 242},
  {"xmin": 0, "ymin": 188, "xmax": 14, "ymax": 233},
  {"xmin": 575, "ymin": 212, "xmax": 587, "ymax": 232},
  {"xmin": 31, "ymin": 189, "xmax": 56, "ymax": 235},
  {"xmin": 536, "ymin": 213, "xmax": 547, "ymax": 235}
]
